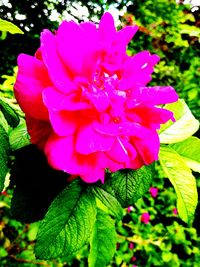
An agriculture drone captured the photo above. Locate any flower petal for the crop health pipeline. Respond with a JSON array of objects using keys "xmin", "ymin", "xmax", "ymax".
[
  {"xmin": 45, "ymin": 134, "xmax": 105, "ymax": 182},
  {"xmin": 42, "ymin": 86, "xmax": 90, "ymax": 111},
  {"xmin": 40, "ymin": 29, "xmax": 76, "ymax": 94},
  {"xmin": 107, "ymin": 137, "xmax": 136, "ymax": 164},
  {"xmin": 14, "ymin": 54, "xmax": 50, "ymax": 120},
  {"xmin": 76, "ymin": 123, "xmax": 115, "ymax": 154},
  {"xmin": 98, "ymin": 12, "xmax": 116, "ymax": 43},
  {"xmin": 127, "ymin": 106, "xmax": 175, "ymax": 129},
  {"xmin": 56, "ymin": 21, "xmax": 85, "ymax": 75},
  {"xmin": 117, "ymin": 25, "xmax": 138, "ymax": 46},
  {"xmin": 129, "ymin": 86, "xmax": 179, "ymax": 105},
  {"xmin": 119, "ymin": 51, "xmax": 160, "ymax": 89},
  {"xmin": 48, "ymin": 110, "xmax": 78, "ymax": 136},
  {"xmin": 131, "ymin": 128, "xmax": 160, "ymax": 165},
  {"xmin": 26, "ymin": 116, "xmax": 52, "ymax": 149}
]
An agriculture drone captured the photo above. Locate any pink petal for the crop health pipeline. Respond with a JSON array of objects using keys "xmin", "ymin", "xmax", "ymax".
[
  {"xmin": 119, "ymin": 51, "xmax": 160, "ymax": 89},
  {"xmin": 16, "ymin": 54, "xmax": 51, "ymax": 83},
  {"xmin": 14, "ymin": 54, "xmax": 50, "ymax": 120},
  {"xmin": 98, "ymin": 12, "xmax": 116, "ymax": 43},
  {"xmin": 45, "ymin": 134, "xmax": 105, "ymax": 182},
  {"xmin": 45, "ymin": 134, "xmax": 79, "ymax": 173},
  {"xmin": 107, "ymin": 137, "xmax": 133, "ymax": 164},
  {"xmin": 42, "ymin": 86, "xmax": 90, "ymax": 111},
  {"xmin": 93, "ymin": 120, "xmax": 147, "ymax": 137},
  {"xmin": 80, "ymin": 21, "xmax": 97, "ymax": 35},
  {"xmin": 117, "ymin": 25, "xmax": 138, "ymax": 46},
  {"xmin": 131, "ymin": 128, "xmax": 160, "ymax": 165},
  {"xmin": 26, "ymin": 116, "xmax": 52, "ymax": 149},
  {"xmin": 128, "ymin": 106, "xmax": 175, "ymax": 129},
  {"xmin": 56, "ymin": 21, "xmax": 85, "ymax": 75},
  {"xmin": 57, "ymin": 21, "xmax": 101, "ymax": 80},
  {"xmin": 76, "ymin": 123, "xmax": 115, "ymax": 154},
  {"xmin": 85, "ymin": 90, "xmax": 110, "ymax": 112},
  {"xmin": 129, "ymin": 86, "xmax": 179, "ymax": 105},
  {"xmin": 40, "ymin": 30, "xmax": 76, "ymax": 94},
  {"xmin": 48, "ymin": 110, "xmax": 78, "ymax": 136},
  {"xmin": 98, "ymin": 153, "xmax": 124, "ymax": 173}
]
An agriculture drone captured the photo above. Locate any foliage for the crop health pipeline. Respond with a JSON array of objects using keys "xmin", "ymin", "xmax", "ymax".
[
  {"xmin": 0, "ymin": 0, "xmax": 200, "ymax": 266},
  {"xmin": 0, "ymin": 18, "xmax": 23, "ymax": 34}
]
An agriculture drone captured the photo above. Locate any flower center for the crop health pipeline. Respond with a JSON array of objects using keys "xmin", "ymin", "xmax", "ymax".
[{"xmin": 93, "ymin": 68, "xmax": 118, "ymax": 91}]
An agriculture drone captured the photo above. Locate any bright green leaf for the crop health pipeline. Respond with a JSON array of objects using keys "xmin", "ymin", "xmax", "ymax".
[
  {"xmin": 0, "ymin": 98, "xmax": 20, "ymax": 128},
  {"xmin": 88, "ymin": 209, "xmax": 116, "ymax": 267},
  {"xmin": 0, "ymin": 111, "xmax": 9, "ymax": 132},
  {"xmin": 159, "ymin": 146, "xmax": 197, "ymax": 223},
  {"xmin": 92, "ymin": 186, "xmax": 123, "ymax": 220},
  {"xmin": 171, "ymin": 137, "xmax": 200, "ymax": 173},
  {"xmin": 0, "ymin": 18, "xmax": 24, "ymax": 34},
  {"xmin": 159, "ymin": 99, "xmax": 199, "ymax": 144},
  {"xmin": 0, "ymin": 125, "xmax": 9, "ymax": 192},
  {"xmin": 9, "ymin": 122, "xmax": 30, "ymax": 150},
  {"xmin": 102, "ymin": 166, "xmax": 152, "ymax": 208},
  {"xmin": 35, "ymin": 180, "xmax": 96, "ymax": 259},
  {"xmin": 180, "ymin": 24, "xmax": 200, "ymax": 38}
]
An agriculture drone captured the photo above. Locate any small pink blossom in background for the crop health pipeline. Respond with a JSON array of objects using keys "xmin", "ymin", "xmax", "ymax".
[
  {"xmin": 173, "ymin": 208, "xmax": 178, "ymax": 215},
  {"xmin": 132, "ymin": 265, "xmax": 137, "ymax": 267},
  {"xmin": 129, "ymin": 242, "xmax": 134, "ymax": 249},
  {"xmin": 131, "ymin": 256, "xmax": 137, "ymax": 262},
  {"xmin": 14, "ymin": 12, "xmax": 178, "ymax": 183},
  {"xmin": 149, "ymin": 187, "xmax": 158, "ymax": 198},
  {"xmin": 141, "ymin": 212, "xmax": 150, "ymax": 224},
  {"xmin": 127, "ymin": 205, "xmax": 134, "ymax": 213}
]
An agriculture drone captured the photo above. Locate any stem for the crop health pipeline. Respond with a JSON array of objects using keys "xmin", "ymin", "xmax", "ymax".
[
  {"xmin": 10, "ymin": 255, "xmax": 51, "ymax": 267},
  {"xmin": 118, "ymin": 232, "xmax": 168, "ymax": 247}
]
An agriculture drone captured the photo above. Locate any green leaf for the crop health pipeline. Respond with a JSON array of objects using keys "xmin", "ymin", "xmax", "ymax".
[
  {"xmin": 88, "ymin": 209, "xmax": 116, "ymax": 267},
  {"xmin": 0, "ymin": 125, "xmax": 9, "ymax": 192},
  {"xmin": 102, "ymin": 166, "xmax": 152, "ymax": 208},
  {"xmin": 171, "ymin": 137, "xmax": 200, "ymax": 173},
  {"xmin": 0, "ymin": 98, "xmax": 20, "ymax": 128},
  {"xmin": 9, "ymin": 122, "xmax": 30, "ymax": 150},
  {"xmin": 35, "ymin": 180, "xmax": 96, "ymax": 259},
  {"xmin": 159, "ymin": 146, "xmax": 198, "ymax": 223},
  {"xmin": 159, "ymin": 99, "xmax": 199, "ymax": 144},
  {"xmin": 0, "ymin": 18, "xmax": 24, "ymax": 34},
  {"xmin": 92, "ymin": 186, "xmax": 123, "ymax": 220},
  {"xmin": 0, "ymin": 111, "xmax": 9, "ymax": 132}
]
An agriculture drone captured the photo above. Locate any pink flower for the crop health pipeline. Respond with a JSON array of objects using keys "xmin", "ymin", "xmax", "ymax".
[
  {"xmin": 141, "ymin": 212, "xmax": 150, "ymax": 224},
  {"xmin": 14, "ymin": 12, "xmax": 178, "ymax": 183},
  {"xmin": 149, "ymin": 187, "xmax": 158, "ymax": 198},
  {"xmin": 131, "ymin": 256, "xmax": 137, "ymax": 262},
  {"xmin": 129, "ymin": 242, "xmax": 134, "ymax": 249},
  {"xmin": 127, "ymin": 205, "xmax": 134, "ymax": 213},
  {"xmin": 173, "ymin": 208, "xmax": 178, "ymax": 215}
]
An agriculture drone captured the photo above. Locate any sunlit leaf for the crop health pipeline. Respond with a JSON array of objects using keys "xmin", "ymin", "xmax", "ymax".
[
  {"xmin": 159, "ymin": 146, "xmax": 197, "ymax": 223},
  {"xmin": 0, "ymin": 98, "xmax": 20, "ymax": 128},
  {"xmin": 171, "ymin": 137, "xmax": 200, "ymax": 173},
  {"xmin": 0, "ymin": 18, "xmax": 23, "ymax": 34},
  {"xmin": 9, "ymin": 122, "xmax": 30, "ymax": 150},
  {"xmin": 159, "ymin": 99, "xmax": 199, "ymax": 144}
]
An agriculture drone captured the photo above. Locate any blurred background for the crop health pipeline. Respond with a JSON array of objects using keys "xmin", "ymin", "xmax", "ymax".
[{"xmin": 0, "ymin": 0, "xmax": 200, "ymax": 266}]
